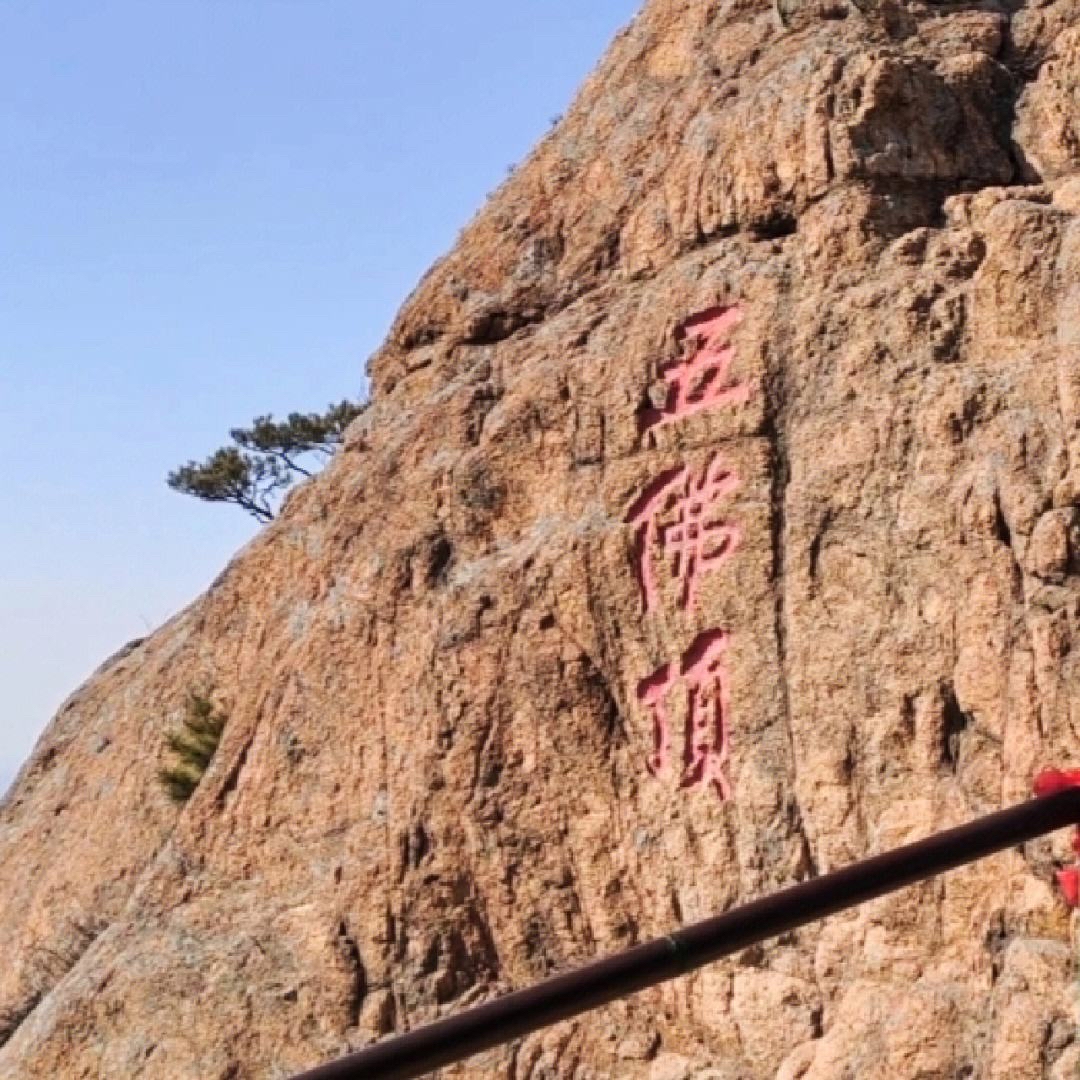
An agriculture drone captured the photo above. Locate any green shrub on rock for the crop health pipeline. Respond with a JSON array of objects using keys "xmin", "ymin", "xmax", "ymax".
[{"xmin": 158, "ymin": 693, "xmax": 227, "ymax": 804}]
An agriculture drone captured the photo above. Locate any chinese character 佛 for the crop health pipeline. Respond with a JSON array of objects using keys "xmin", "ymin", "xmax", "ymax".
[{"xmin": 625, "ymin": 454, "xmax": 742, "ymax": 615}]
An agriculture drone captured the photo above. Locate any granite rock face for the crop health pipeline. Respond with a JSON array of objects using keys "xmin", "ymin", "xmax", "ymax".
[{"xmin": 3, "ymin": 0, "xmax": 1080, "ymax": 1076}]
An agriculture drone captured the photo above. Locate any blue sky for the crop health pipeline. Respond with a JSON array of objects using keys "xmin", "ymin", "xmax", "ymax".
[{"xmin": 0, "ymin": 0, "xmax": 640, "ymax": 795}]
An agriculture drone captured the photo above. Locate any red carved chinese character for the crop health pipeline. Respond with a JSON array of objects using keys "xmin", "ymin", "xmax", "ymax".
[
  {"xmin": 636, "ymin": 629, "xmax": 733, "ymax": 800},
  {"xmin": 626, "ymin": 455, "xmax": 742, "ymax": 615},
  {"xmin": 640, "ymin": 305, "xmax": 750, "ymax": 432}
]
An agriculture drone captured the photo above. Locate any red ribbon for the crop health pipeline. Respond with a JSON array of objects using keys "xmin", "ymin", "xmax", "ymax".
[
  {"xmin": 1034, "ymin": 769, "xmax": 1080, "ymax": 907},
  {"xmin": 1057, "ymin": 867, "xmax": 1080, "ymax": 907}
]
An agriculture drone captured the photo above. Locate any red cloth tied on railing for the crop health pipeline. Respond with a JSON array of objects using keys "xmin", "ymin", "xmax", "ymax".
[{"xmin": 1034, "ymin": 769, "xmax": 1080, "ymax": 906}]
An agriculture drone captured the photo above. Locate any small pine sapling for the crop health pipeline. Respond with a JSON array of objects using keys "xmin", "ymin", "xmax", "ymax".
[{"xmin": 159, "ymin": 693, "xmax": 228, "ymax": 804}]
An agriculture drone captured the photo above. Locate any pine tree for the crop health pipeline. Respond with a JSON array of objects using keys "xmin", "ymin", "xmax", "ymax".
[
  {"xmin": 167, "ymin": 399, "xmax": 366, "ymax": 522},
  {"xmin": 158, "ymin": 693, "xmax": 228, "ymax": 804}
]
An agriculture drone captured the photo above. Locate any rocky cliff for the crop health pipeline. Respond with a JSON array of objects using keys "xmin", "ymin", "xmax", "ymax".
[{"xmin": 3, "ymin": 0, "xmax": 1080, "ymax": 1076}]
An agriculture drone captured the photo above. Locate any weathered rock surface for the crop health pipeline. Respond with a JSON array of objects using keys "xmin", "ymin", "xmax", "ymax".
[{"xmin": 3, "ymin": 0, "xmax": 1080, "ymax": 1076}]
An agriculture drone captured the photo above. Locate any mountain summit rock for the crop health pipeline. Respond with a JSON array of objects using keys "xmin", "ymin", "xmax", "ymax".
[{"xmin": 3, "ymin": 1, "xmax": 1080, "ymax": 1076}]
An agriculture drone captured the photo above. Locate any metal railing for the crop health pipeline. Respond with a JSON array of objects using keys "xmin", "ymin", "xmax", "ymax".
[{"xmin": 292, "ymin": 787, "xmax": 1080, "ymax": 1080}]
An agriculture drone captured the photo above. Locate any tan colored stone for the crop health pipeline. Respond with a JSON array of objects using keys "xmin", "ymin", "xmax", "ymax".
[
  {"xmin": 1016, "ymin": 27, "xmax": 1080, "ymax": 180},
  {"xmin": 1027, "ymin": 507, "xmax": 1080, "ymax": 581},
  {"xmin": 731, "ymin": 969, "xmax": 821, "ymax": 1075},
  {"xmin": 2, "ymin": 0, "xmax": 1080, "ymax": 1077}
]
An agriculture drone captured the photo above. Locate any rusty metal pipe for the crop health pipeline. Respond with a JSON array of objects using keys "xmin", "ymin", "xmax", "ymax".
[{"xmin": 291, "ymin": 788, "xmax": 1080, "ymax": 1080}]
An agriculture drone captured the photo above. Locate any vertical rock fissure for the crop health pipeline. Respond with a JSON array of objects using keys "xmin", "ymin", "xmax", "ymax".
[
  {"xmin": 336, "ymin": 920, "xmax": 367, "ymax": 1028},
  {"xmin": 762, "ymin": 303, "xmax": 814, "ymax": 875},
  {"xmin": 765, "ymin": 372, "xmax": 790, "ymax": 662}
]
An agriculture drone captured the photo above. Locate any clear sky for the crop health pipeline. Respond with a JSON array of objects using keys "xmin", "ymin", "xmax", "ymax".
[{"xmin": 0, "ymin": 0, "xmax": 640, "ymax": 795}]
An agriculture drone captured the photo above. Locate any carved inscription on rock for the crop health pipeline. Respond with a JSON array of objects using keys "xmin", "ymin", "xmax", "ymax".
[
  {"xmin": 625, "ymin": 455, "xmax": 742, "ymax": 615},
  {"xmin": 639, "ymin": 305, "xmax": 750, "ymax": 432},
  {"xmin": 628, "ymin": 303, "xmax": 749, "ymax": 802},
  {"xmin": 637, "ymin": 629, "xmax": 733, "ymax": 799}
]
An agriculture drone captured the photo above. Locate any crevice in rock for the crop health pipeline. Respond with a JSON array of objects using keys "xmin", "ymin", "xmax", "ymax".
[
  {"xmin": 0, "ymin": 992, "xmax": 42, "ymax": 1051},
  {"xmin": 808, "ymin": 509, "xmax": 834, "ymax": 585},
  {"xmin": 584, "ymin": 656, "xmax": 628, "ymax": 750},
  {"xmin": 402, "ymin": 821, "xmax": 432, "ymax": 871},
  {"xmin": 214, "ymin": 730, "xmax": 256, "ymax": 808},
  {"xmin": 522, "ymin": 913, "xmax": 559, "ymax": 976},
  {"xmin": 0, "ymin": 915, "xmax": 108, "ymax": 1050},
  {"xmin": 686, "ymin": 220, "xmax": 741, "ymax": 254},
  {"xmin": 336, "ymin": 920, "xmax": 368, "ymax": 1028},
  {"xmin": 941, "ymin": 682, "xmax": 971, "ymax": 772},
  {"xmin": 462, "ymin": 308, "xmax": 546, "ymax": 347},
  {"xmin": 507, "ymin": 1043, "xmax": 522, "ymax": 1080},
  {"xmin": 1042, "ymin": 1015, "xmax": 1075, "ymax": 1068},
  {"xmin": 985, "ymin": 910, "xmax": 1007, "ymax": 983},
  {"xmin": 762, "ymin": 304, "xmax": 800, "ymax": 858},
  {"xmin": 991, "ymin": 491, "xmax": 1012, "ymax": 550},
  {"xmin": 423, "ymin": 534, "xmax": 455, "ymax": 588},
  {"xmin": 998, "ymin": 7, "xmax": 1056, "ymax": 183},
  {"xmin": 790, "ymin": 797, "xmax": 820, "ymax": 881},
  {"xmin": 749, "ymin": 210, "xmax": 798, "ymax": 241},
  {"xmin": 989, "ymin": 486, "xmax": 1028, "ymax": 607}
]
